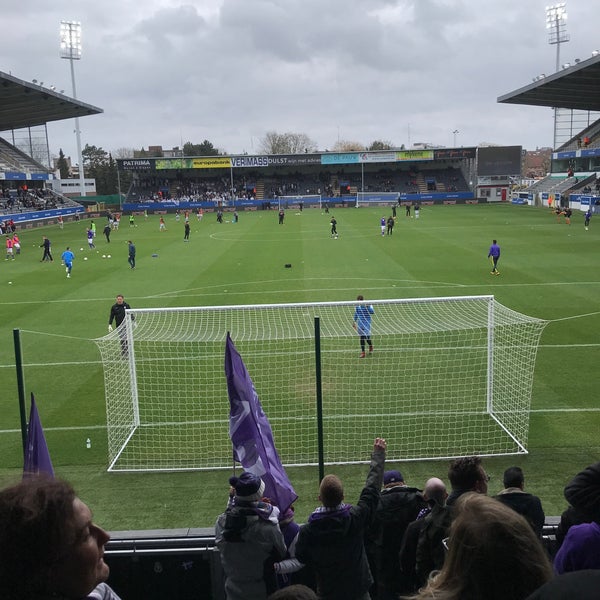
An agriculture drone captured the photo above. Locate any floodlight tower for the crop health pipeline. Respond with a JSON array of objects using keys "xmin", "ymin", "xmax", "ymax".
[
  {"xmin": 60, "ymin": 21, "xmax": 86, "ymax": 196},
  {"xmin": 546, "ymin": 4, "xmax": 569, "ymax": 149}
]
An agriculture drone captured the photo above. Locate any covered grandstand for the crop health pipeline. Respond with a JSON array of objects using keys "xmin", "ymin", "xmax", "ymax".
[
  {"xmin": 0, "ymin": 70, "xmax": 102, "ymax": 220},
  {"xmin": 498, "ymin": 52, "xmax": 600, "ymax": 208}
]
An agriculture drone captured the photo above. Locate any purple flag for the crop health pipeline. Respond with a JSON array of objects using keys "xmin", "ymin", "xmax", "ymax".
[
  {"xmin": 224, "ymin": 333, "xmax": 298, "ymax": 513},
  {"xmin": 23, "ymin": 394, "xmax": 55, "ymax": 478}
]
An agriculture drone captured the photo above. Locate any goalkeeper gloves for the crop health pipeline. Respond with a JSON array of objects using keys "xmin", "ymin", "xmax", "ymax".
[{"xmin": 108, "ymin": 325, "xmax": 113, "ymax": 332}]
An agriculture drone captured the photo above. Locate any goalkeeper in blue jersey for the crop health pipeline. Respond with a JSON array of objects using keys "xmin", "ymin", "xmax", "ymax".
[{"xmin": 353, "ymin": 295, "xmax": 375, "ymax": 358}]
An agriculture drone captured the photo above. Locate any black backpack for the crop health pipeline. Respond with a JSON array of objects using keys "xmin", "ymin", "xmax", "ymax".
[{"xmin": 415, "ymin": 503, "xmax": 453, "ymax": 584}]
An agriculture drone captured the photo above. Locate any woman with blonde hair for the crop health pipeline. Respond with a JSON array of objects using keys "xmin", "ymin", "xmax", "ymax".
[{"xmin": 410, "ymin": 492, "xmax": 552, "ymax": 600}]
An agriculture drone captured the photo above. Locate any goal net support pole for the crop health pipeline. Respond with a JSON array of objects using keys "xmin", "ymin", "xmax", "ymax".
[{"xmin": 96, "ymin": 296, "xmax": 547, "ymax": 472}]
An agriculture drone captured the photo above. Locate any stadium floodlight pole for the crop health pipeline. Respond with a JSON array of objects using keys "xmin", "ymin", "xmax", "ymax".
[
  {"xmin": 452, "ymin": 129, "xmax": 459, "ymax": 147},
  {"xmin": 546, "ymin": 4, "xmax": 569, "ymax": 149},
  {"xmin": 60, "ymin": 20, "xmax": 86, "ymax": 197}
]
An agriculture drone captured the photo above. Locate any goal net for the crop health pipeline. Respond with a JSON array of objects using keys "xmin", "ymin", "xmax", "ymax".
[
  {"xmin": 356, "ymin": 191, "xmax": 401, "ymax": 206},
  {"xmin": 278, "ymin": 194, "xmax": 322, "ymax": 208},
  {"xmin": 95, "ymin": 296, "xmax": 547, "ymax": 472}
]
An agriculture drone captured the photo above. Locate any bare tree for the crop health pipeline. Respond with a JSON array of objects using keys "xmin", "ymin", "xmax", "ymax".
[
  {"xmin": 112, "ymin": 147, "xmax": 136, "ymax": 159},
  {"xmin": 331, "ymin": 140, "xmax": 365, "ymax": 152},
  {"xmin": 367, "ymin": 140, "xmax": 395, "ymax": 151},
  {"xmin": 259, "ymin": 131, "xmax": 318, "ymax": 155}
]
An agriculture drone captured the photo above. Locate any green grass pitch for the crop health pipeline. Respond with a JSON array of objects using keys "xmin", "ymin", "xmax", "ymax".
[{"xmin": 0, "ymin": 203, "xmax": 598, "ymax": 530}]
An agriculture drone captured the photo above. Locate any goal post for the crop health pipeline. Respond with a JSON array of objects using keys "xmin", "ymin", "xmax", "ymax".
[
  {"xmin": 278, "ymin": 194, "xmax": 322, "ymax": 209},
  {"xmin": 356, "ymin": 191, "xmax": 401, "ymax": 207},
  {"xmin": 95, "ymin": 296, "xmax": 547, "ymax": 472}
]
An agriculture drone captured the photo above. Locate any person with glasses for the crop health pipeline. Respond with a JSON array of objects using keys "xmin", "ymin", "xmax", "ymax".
[
  {"xmin": 410, "ymin": 493, "xmax": 552, "ymax": 600},
  {"xmin": 414, "ymin": 457, "xmax": 489, "ymax": 586}
]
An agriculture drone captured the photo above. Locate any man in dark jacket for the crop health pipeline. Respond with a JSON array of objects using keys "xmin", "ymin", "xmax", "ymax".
[
  {"xmin": 295, "ymin": 438, "xmax": 386, "ymax": 600},
  {"xmin": 108, "ymin": 295, "xmax": 132, "ymax": 332},
  {"xmin": 367, "ymin": 470, "xmax": 427, "ymax": 599},
  {"xmin": 494, "ymin": 466, "xmax": 545, "ymax": 538}
]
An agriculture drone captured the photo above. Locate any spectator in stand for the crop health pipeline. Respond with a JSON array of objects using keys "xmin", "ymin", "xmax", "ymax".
[
  {"xmin": 268, "ymin": 585, "xmax": 318, "ymax": 600},
  {"xmin": 295, "ymin": 438, "xmax": 387, "ymax": 600},
  {"xmin": 410, "ymin": 456, "xmax": 490, "ymax": 584},
  {"xmin": 367, "ymin": 470, "xmax": 427, "ymax": 599},
  {"xmin": 411, "ymin": 493, "xmax": 552, "ymax": 600},
  {"xmin": 494, "ymin": 466, "xmax": 545, "ymax": 538},
  {"xmin": 215, "ymin": 472, "xmax": 286, "ymax": 600},
  {"xmin": 0, "ymin": 476, "xmax": 122, "ymax": 600},
  {"xmin": 554, "ymin": 461, "xmax": 600, "ymax": 573},
  {"xmin": 525, "ymin": 570, "xmax": 600, "ymax": 600},
  {"xmin": 274, "ymin": 506, "xmax": 314, "ymax": 591},
  {"xmin": 399, "ymin": 477, "xmax": 448, "ymax": 594},
  {"xmin": 447, "ymin": 456, "xmax": 489, "ymax": 506}
]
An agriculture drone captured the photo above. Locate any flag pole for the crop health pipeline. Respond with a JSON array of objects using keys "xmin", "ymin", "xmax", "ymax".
[
  {"xmin": 314, "ymin": 317, "xmax": 325, "ymax": 483},
  {"xmin": 13, "ymin": 328, "xmax": 28, "ymax": 455}
]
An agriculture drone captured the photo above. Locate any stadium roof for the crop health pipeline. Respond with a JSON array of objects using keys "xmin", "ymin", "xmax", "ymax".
[
  {"xmin": 498, "ymin": 53, "xmax": 600, "ymax": 112},
  {"xmin": 0, "ymin": 70, "xmax": 103, "ymax": 131}
]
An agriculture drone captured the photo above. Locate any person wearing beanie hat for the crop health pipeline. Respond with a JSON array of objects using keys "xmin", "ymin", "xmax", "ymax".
[
  {"xmin": 556, "ymin": 461, "xmax": 600, "ymax": 548},
  {"xmin": 553, "ymin": 461, "xmax": 600, "ymax": 574},
  {"xmin": 367, "ymin": 469, "xmax": 427, "ymax": 598},
  {"xmin": 216, "ymin": 471, "xmax": 286, "ymax": 600},
  {"xmin": 295, "ymin": 438, "xmax": 387, "ymax": 600},
  {"xmin": 230, "ymin": 472, "xmax": 266, "ymax": 502}
]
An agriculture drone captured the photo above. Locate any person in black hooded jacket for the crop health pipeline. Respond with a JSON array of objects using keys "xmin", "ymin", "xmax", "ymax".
[{"xmin": 295, "ymin": 438, "xmax": 386, "ymax": 600}]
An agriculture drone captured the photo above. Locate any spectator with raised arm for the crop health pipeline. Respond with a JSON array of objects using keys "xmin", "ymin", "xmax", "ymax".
[{"xmin": 295, "ymin": 438, "xmax": 386, "ymax": 600}]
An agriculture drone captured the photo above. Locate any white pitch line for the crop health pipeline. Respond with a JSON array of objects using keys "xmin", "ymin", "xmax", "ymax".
[{"xmin": 0, "ymin": 407, "xmax": 598, "ymax": 436}]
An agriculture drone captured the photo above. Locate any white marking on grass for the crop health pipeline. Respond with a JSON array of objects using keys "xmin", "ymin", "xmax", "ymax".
[{"xmin": 0, "ymin": 406, "xmax": 598, "ymax": 436}]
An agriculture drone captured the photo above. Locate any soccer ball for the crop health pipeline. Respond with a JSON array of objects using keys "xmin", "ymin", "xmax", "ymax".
[
  {"xmin": 107, "ymin": 255, "xmax": 111, "ymax": 258},
  {"xmin": 80, "ymin": 248, "xmax": 84, "ymax": 251},
  {"xmin": 83, "ymin": 257, "xmax": 88, "ymax": 261},
  {"xmin": 102, "ymin": 255, "xmax": 106, "ymax": 258}
]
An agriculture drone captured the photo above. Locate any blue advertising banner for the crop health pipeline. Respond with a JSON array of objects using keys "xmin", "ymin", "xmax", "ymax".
[{"xmin": 321, "ymin": 153, "xmax": 360, "ymax": 165}]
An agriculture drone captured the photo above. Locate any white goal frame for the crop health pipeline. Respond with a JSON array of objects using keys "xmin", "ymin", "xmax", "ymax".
[
  {"xmin": 356, "ymin": 191, "xmax": 402, "ymax": 207},
  {"xmin": 96, "ymin": 296, "xmax": 547, "ymax": 472},
  {"xmin": 278, "ymin": 194, "xmax": 322, "ymax": 209}
]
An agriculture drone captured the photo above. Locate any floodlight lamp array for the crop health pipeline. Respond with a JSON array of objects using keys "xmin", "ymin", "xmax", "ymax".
[
  {"xmin": 59, "ymin": 21, "xmax": 82, "ymax": 59},
  {"xmin": 545, "ymin": 3, "xmax": 567, "ymax": 26}
]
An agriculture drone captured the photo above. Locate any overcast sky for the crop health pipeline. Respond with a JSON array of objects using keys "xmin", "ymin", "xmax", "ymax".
[{"xmin": 2, "ymin": 0, "xmax": 597, "ymax": 160}]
